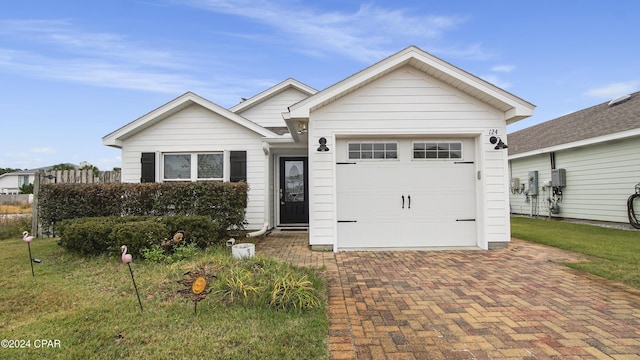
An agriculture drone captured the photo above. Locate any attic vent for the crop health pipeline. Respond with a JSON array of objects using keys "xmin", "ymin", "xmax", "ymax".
[{"xmin": 608, "ymin": 94, "xmax": 631, "ymax": 107}]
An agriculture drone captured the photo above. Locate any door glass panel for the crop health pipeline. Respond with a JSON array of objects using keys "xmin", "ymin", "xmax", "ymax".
[{"xmin": 284, "ymin": 161, "xmax": 304, "ymax": 202}]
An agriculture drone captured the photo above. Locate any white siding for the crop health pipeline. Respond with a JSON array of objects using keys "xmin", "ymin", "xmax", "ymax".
[
  {"xmin": 120, "ymin": 104, "xmax": 267, "ymax": 229},
  {"xmin": 308, "ymin": 66, "xmax": 510, "ymax": 248},
  {"xmin": 508, "ymin": 136, "xmax": 640, "ymax": 223},
  {"xmin": 235, "ymin": 88, "xmax": 310, "ymax": 128},
  {"xmin": 508, "ymin": 154, "xmax": 550, "ymax": 216}
]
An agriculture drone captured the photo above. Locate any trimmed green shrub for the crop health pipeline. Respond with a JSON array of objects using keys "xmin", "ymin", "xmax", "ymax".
[
  {"xmin": 109, "ymin": 220, "xmax": 167, "ymax": 257},
  {"xmin": 38, "ymin": 182, "xmax": 248, "ymax": 234},
  {"xmin": 57, "ymin": 215, "xmax": 222, "ymax": 257},
  {"xmin": 57, "ymin": 219, "xmax": 114, "ymax": 255}
]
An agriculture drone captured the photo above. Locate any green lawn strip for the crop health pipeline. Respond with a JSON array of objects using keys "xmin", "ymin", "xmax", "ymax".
[
  {"xmin": 511, "ymin": 216, "xmax": 640, "ymax": 288},
  {"xmin": 0, "ymin": 237, "xmax": 328, "ymax": 360}
]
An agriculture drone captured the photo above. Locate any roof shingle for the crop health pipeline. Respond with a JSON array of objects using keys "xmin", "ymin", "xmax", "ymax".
[{"xmin": 508, "ymin": 91, "xmax": 640, "ymax": 155}]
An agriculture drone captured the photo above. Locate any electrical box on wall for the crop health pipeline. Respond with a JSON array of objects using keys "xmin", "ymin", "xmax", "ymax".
[
  {"xmin": 551, "ymin": 168, "xmax": 566, "ymax": 187},
  {"xmin": 528, "ymin": 171, "xmax": 538, "ymax": 195},
  {"xmin": 510, "ymin": 177, "xmax": 520, "ymax": 190}
]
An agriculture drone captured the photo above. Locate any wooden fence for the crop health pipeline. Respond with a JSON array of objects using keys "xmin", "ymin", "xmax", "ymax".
[{"xmin": 32, "ymin": 169, "xmax": 121, "ymax": 237}]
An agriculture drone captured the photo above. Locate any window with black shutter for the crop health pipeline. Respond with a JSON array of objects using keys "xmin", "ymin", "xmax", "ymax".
[
  {"xmin": 140, "ymin": 152, "xmax": 156, "ymax": 183},
  {"xmin": 229, "ymin": 151, "xmax": 247, "ymax": 182}
]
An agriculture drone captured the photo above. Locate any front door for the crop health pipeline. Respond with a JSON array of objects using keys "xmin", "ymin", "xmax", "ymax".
[{"xmin": 279, "ymin": 157, "xmax": 309, "ymax": 225}]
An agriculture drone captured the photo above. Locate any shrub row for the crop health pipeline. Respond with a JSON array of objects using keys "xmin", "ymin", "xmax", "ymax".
[
  {"xmin": 38, "ymin": 182, "xmax": 248, "ymax": 232},
  {"xmin": 57, "ymin": 216, "xmax": 222, "ymax": 256}
]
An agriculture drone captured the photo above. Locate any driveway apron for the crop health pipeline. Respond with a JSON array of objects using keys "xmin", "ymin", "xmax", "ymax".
[{"xmin": 256, "ymin": 232, "xmax": 640, "ymax": 359}]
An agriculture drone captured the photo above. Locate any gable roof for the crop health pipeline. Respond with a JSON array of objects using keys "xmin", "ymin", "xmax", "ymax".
[
  {"xmin": 229, "ymin": 78, "xmax": 317, "ymax": 114},
  {"xmin": 287, "ymin": 45, "xmax": 535, "ymax": 123},
  {"xmin": 508, "ymin": 91, "xmax": 640, "ymax": 157},
  {"xmin": 102, "ymin": 92, "xmax": 279, "ymax": 148}
]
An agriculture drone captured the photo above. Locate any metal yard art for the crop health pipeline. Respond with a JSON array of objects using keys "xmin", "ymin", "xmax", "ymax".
[
  {"xmin": 177, "ymin": 266, "xmax": 215, "ymax": 314},
  {"xmin": 120, "ymin": 245, "xmax": 144, "ymax": 312},
  {"xmin": 22, "ymin": 231, "xmax": 41, "ymax": 276}
]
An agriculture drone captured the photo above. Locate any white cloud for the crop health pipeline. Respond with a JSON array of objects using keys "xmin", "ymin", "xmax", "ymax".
[
  {"xmin": 182, "ymin": 0, "xmax": 478, "ymax": 62},
  {"xmin": 491, "ymin": 64, "xmax": 515, "ymax": 73},
  {"xmin": 30, "ymin": 147, "xmax": 56, "ymax": 154},
  {"xmin": 480, "ymin": 74, "xmax": 511, "ymax": 90},
  {"xmin": 585, "ymin": 81, "xmax": 640, "ymax": 99},
  {"xmin": 0, "ymin": 20, "xmax": 214, "ymax": 94}
]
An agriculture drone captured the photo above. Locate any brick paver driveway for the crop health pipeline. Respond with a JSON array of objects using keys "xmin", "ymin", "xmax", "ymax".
[{"xmin": 256, "ymin": 232, "xmax": 640, "ymax": 359}]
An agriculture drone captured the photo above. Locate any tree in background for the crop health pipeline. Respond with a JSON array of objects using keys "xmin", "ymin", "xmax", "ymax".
[
  {"xmin": 0, "ymin": 167, "xmax": 24, "ymax": 175},
  {"xmin": 19, "ymin": 183, "xmax": 34, "ymax": 194},
  {"xmin": 51, "ymin": 163, "xmax": 76, "ymax": 171}
]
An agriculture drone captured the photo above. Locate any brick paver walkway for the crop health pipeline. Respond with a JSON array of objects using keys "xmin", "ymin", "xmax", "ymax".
[{"xmin": 255, "ymin": 231, "xmax": 640, "ymax": 359}]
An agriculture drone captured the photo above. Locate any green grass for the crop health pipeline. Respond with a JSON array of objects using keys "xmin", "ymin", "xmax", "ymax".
[
  {"xmin": 0, "ymin": 237, "xmax": 328, "ymax": 359},
  {"xmin": 511, "ymin": 216, "xmax": 640, "ymax": 288}
]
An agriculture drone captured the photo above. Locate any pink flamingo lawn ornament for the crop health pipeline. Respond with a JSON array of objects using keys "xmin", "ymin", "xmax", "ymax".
[
  {"xmin": 22, "ymin": 231, "xmax": 37, "ymax": 276},
  {"xmin": 120, "ymin": 245, "xmax": 143, "ymax": 312}
]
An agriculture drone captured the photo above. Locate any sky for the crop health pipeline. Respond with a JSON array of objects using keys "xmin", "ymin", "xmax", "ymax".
[{"xmin": 1, "ymin": 0, "xmax": 639, "ymax": 171}]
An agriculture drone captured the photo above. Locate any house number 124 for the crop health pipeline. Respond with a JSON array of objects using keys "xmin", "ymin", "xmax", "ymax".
[{"xmin": 488, "ymin": 129, "xmax": 499, "ymax": 136}]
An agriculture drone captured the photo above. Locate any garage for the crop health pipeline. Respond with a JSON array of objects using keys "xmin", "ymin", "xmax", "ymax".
[{"xmin": 336, "ymin": 138, "xmax": 477, "ymax": 249}]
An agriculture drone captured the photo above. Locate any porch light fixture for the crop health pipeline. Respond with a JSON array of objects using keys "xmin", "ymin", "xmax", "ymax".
[
  {"xmin": 317, "ymin": 137, "xmax": 329, "ymax": 152},
  {"xmin": 490, "ymin": 136, "xmax": 508, "ymax": 150},
  {"xmin": 297, "ymin": 122, "xmax": 307, "ymax": 135}
]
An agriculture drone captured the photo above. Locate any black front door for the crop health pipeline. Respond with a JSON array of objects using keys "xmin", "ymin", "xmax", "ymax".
[{"xmin": 279, "ymin": 157, "xmax": 309, "ymax": 224}]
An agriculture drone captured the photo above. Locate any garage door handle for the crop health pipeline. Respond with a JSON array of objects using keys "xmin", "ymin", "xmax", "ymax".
[
  {"xmin": 408, "ymin": 195, "xmax": 411, "ymax": 209},
  {"xmin": 456, "ymin": 219, "xmax": 476, "ymax": 222},
  {"xmin": 401, "ymin": 195, "xmax": 405, "ymax": 208}
]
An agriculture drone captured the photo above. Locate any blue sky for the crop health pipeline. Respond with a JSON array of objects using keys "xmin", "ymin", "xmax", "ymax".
[{"xmin": 1, "ymin": 0, "xmax": 638, "ymax": 171}]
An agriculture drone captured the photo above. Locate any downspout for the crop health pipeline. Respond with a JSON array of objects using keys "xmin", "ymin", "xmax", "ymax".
[{"xmin": 246, "ymin": 222, "xmax": 269, "ymax": 238}]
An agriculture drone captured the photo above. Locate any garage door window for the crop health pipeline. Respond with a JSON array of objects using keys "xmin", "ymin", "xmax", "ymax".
[
  {"xmin": 413, "ymin": 142, "xmax": 462, "ymax": 159},
  {"xmin": 348, "ymin": 142, "xmax": 398, "ymax": 160}
]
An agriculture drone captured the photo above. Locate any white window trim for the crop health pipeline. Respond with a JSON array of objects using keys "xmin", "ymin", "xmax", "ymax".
[
  {"xmin": 347, "ymin": 141, "xmax": 399, "ymax": 161},
  {"xmin": 162, "ymin": 151, "xmax": 226, "ymax": 182},
  {"xmin": 411, "ymin": 141, "xmax": 463, "ymax": 161}
]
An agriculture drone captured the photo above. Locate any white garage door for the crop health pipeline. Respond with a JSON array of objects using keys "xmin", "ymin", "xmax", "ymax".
[{"xmin": 337, "ymin": 139, "xmax": 477, "ymax": 249}]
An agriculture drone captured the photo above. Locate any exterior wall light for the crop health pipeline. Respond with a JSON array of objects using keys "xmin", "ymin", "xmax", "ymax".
[
  {"xmin": 490, "ymin": 136, "xmax": 508, "ymax": 150},
  {"xmin": 317, "ymin": 137, "xmax": 329, "ymax": 152}
]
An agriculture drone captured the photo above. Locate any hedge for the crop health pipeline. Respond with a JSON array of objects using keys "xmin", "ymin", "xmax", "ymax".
[
  {"xmin": 38, "ymin": 182, "xmax": 248, "ymax": 232},
  {"xmin": 57, "ymin": 216, "xmax": 222, "ymax": 256}
]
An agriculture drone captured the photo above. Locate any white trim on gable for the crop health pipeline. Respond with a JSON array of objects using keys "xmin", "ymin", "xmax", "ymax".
[
  {"xmin": 288, "ymin": 46, "xmax": 535, "ymax": 124},
  {"xmin": 229, "ymin": 78, "xmax": 317, "ymax": 114},
  {"xmin": 103, "ymin": 92, "xmax": 279, "ymax": 148}
]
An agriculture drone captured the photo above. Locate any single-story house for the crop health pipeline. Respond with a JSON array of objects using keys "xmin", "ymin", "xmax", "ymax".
[
  {"xmin": 0, "ymin": 170, "xmax": 34, "ymax": 194},
  {"xmin": 508, "ymin": 91, "xmax": 640, "ymax": 224},
  {"xmin": 103, "ymin": 46, "xmax": 535, "ymax": 251}
]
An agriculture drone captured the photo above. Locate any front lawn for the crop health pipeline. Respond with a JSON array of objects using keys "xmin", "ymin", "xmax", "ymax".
[
  {"xmin": 0, "ymin": 237, "xmax": 328, "ymax": 359},
  {"xmin": 511, "ymin": 216, "xmax": 640, "ymax": 288}
]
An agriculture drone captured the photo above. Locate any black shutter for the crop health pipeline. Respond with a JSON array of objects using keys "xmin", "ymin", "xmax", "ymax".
[
  {"xmin": 140, "ymin": 152, "xmax": 156, "ymax": 183},
  {"xmin": 229, "ymin": 151, "xmax": 247, "ymax": 182}
]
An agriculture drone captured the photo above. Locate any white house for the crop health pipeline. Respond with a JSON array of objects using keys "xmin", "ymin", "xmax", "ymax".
[
  {"xmin": 103, "ymin": 46, "xmax": 535, "ymax": 251},
  {"xmin": 508, "ymin": 91, "xmax": 640, "ymax": 224},
  {"xmin": 0, "ymin": 170, "xmax": 34, "ymax": 194}
]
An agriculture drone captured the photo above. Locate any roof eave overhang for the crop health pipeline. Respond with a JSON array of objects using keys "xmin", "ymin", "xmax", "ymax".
[
  {"xmin": 289, "ymin": 46, "xmax": 535, "ymax": 122},
  {"xmin": 102, "ymin": 92, "xmax": 279, "ymax": 148},
  {"xmin": 509, "ymin": 128, "xmax": 640, "ymax": 160}
]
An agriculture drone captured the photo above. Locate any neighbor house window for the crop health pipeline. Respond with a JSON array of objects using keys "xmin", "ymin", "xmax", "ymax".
[
  {"xmin": 348, "ymin": 142, "xmax": 398, "ymax": 160},
  {"xmin": 163, "ymin": 153, "xmax": 223, "ymax": 181},
  {"xmin": 413, "ymin": 142, "xmax": 462, "ymax": 159}
]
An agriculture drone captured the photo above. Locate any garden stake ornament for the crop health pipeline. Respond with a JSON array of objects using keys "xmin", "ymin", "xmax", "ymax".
[
  {"xmin": 120, "ymin": 245, "xmax": 143, "ymax": 312},
  {"xmin": 22, "ymin": 231, "xmax": 40, "ymax": 276},
  {"xmin": 177, "ymin": 266, "xmax": 215, "ymax": 314}
]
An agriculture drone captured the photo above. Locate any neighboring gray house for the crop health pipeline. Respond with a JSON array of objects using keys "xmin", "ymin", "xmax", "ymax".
[
  {"xmin": 104, "ymin": 46, "xmax": 535, "ymax": 251},
  {"xmin": 508, "ymin": 91, "xmax": 640, "ymax": 224}
]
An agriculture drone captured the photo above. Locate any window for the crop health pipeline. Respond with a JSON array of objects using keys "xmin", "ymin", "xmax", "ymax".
[
  {"xmin": 413, "ymin": 142, "xmax": 462, "ymax": 160},
  {"xmin": 348, "ymin": 142, "xmax": 398, "ymax": 160},
  {"xmin": 163, "ymin": 153, "xmax": 223, "ymax": 181}
]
